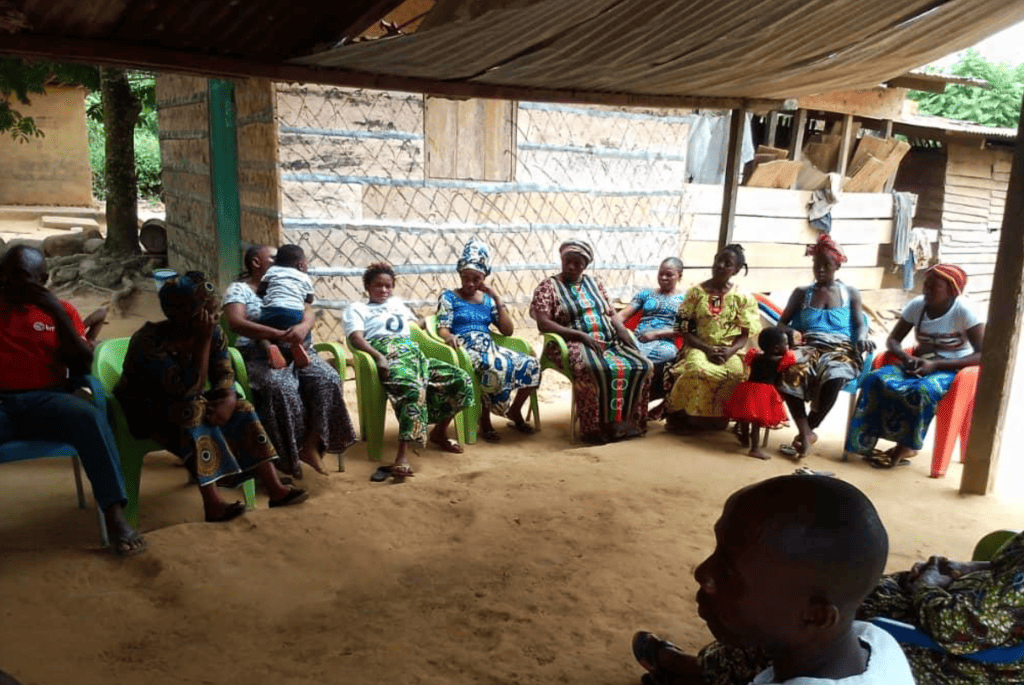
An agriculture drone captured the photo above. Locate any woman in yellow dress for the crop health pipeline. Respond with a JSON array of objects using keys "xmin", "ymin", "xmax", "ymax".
[{"xmin": 663, "ymin": 244, "xmax": 761, "ymax": 432}]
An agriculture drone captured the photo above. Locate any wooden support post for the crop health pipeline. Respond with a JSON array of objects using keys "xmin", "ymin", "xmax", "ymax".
[
  {"xmin": 208, "ymin": 79, "xmax": 242, "ymax": 288},
  {"xmin": 837, "ymin": 113, "xmax": 855, "ymax": 178},
  {"xmin": 881, "ymin": 119, "xmax": 894, "ymax": 138},
  {"xmin": 788, "ymin": 109, "xmax": 807, "ymax": 161},
  {"xmin": 960, "ymin": 93, "xmax": 1024, "ymax": 495},
  {"xmin": 881, "ymin": 120, "xmax": 897, "ymax": 192},
  {"xmin": 766, "ymin": 111, "xmax": 779, "ymax": 148},
  {"xmin": 719, "ymin": 107, "xmax": 746, "ymax": 252}
]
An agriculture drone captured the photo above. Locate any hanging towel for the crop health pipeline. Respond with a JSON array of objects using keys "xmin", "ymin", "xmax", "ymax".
[
  {"xmin": 891, "ymin": 192, "xmax": 915, "ymax": 266},
  {"xmin": 908, "ymin": 228, "xmax": 933, "ymax": 270}
]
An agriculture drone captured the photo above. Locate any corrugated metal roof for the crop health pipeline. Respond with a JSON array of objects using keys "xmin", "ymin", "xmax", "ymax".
[
  {"xmin": 2, "ymin": 0, "xmax": 1024, "ymax": 106},
  {"xmin": 296, "ymin": 0, "xmax": 1024, "ymax": 99},
  {"xmin": 895, "ymin": 112, "xmax": 1017, "ymax": 140}
]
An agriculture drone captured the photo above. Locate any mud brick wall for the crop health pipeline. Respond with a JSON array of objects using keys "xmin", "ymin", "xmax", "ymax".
[
  {"xmin": 156, "ymin": 75, "xmax": 219, "ymax": 278},
  {"xmin": 234, "ymin": 79, "xmax": 281, "ymax": 251},
  {"xmin": 274, "ymin": 85, "xmax": 691, "ymax": 342}
]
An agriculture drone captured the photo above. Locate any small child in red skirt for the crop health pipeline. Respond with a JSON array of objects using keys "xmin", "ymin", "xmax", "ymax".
[{"xmin": 725, "ymin": 326, "xmax": 796, "ymax": 460}]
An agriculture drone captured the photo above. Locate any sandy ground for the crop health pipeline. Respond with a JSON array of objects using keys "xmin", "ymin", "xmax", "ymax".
[{"xmin": 1, "ymin": 285, "xmax": 1023, "ymax": 685}]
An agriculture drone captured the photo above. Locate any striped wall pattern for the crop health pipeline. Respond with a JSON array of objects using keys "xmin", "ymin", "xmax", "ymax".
[{"xmin": 274, "ymin": 85, "xmax": 692, "ymax": 341}]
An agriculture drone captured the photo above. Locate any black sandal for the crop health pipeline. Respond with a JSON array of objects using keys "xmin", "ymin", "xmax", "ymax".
[
  {"xmin": 269, "ymin": 487, "xmax": 309, "ymax": 508},
  {"xmin": 206, "ymin": 500, "xmax": 247, "ymax": 523}
]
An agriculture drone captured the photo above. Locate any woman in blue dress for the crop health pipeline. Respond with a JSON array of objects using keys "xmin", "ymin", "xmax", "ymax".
[
  {"xmin": 617, "ymin": 257, "xmax": 685, "ymax": 401},
  {"xmin": 436, "ymin": 240, "xmax": 541, "ymax": 442}
]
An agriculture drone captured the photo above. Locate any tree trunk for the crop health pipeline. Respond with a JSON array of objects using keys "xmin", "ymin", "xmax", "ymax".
[{"xmin": 101, "ymin": 67, "xmax": 141, "ymax": 254}]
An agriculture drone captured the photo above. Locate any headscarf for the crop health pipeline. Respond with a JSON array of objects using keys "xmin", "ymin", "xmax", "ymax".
[
  {"xmin": 559, "ymin": 239, "xmax": 594, "ymax": 266},
  {"xmin": 159, "ymin": 271, "xmax": 219, "ymax": 323},
  {"xmin": 456, "ymin": 239, "xmax": 491, "ymax": 275},
  {"xmin": 926, "ymin": 264, "xmax": 968, "ymax": 296},
  {"xmin": 805, "ymin": 233, "xmax": 847, "ymax": 265}
]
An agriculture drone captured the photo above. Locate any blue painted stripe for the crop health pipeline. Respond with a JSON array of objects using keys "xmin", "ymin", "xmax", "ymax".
[
  {"xmin": 308, "ymin": 263, "xmax": 655, "ymax": 277},
  {"xmin": 519, "ymin": 101, "xmax": 695, "ymax": 125},
  {"xmin": 279, "ymin": 126, "xmax": 422, "ymax": 141},
  {"xmin": 279, "ymin": 172, "xmax": 683, "ymax": 196},
  {"xmin": 519, "ymin": 141, "xmax": 687, "ymax": 163},
  {"xmin": 282, "ymin": 219, "xmax": 678, "ymax": 234}
]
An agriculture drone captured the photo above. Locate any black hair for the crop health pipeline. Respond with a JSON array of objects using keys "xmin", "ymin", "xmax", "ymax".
[
  {"xmin": 758, "ymin": 326, "xmax": 787, "ymax": 352},
  {"xmin": 729, "ymin": 475, "xmax": 889, "ymax": 613},
  {"xmin": 0, "ymin": 669, "xmax": 23, "ymax": 685},
  {"xmin": 660, "ymin": 257, "xmax": 684, "ymax": 273},
  {"xmin": 363, "ymin": 261, "xmax": 396, "ymax": 290},
  {"xmin": 721, "ymin": 244, "xmax": 748, "ymax": 275},
  {"xmin": 275, "ymin": 244, "xmax": 305, "ymax": 269},
  {"xmin": 237, "ymin": 245, "xmax": 265, "ymax": 281}
]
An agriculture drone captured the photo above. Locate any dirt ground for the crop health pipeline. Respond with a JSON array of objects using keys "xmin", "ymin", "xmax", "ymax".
[{"xmin": 2, "ymin": 282, "xmax": 1023, "ymax": 685}]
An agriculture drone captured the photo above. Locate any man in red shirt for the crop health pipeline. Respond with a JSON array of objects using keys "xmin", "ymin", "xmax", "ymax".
[{"xmin": 0, "ymin": 245, "xmax": 146, "ymax": 556}]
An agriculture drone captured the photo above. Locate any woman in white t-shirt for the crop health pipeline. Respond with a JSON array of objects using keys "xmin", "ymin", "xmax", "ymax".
[
  {"xmin": 845, "ymin": 264, "xmax": 985, "ymax": 468},
  {"xmin": 344, "ymin": 262, "xmax": 473, "ymax": 481}
]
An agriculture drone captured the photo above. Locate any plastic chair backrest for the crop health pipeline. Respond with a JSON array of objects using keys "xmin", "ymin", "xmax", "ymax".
[
  {"xmin": 871, "ymin": 616, "xmax": 1024, "ymax": 664},
  {"xmin": 94, "ymin": 337, "xmax": 131, "ymax": 393},
  {"xmin": 622, "ymin": 308, "xmax": 682, "ymax": 350}
]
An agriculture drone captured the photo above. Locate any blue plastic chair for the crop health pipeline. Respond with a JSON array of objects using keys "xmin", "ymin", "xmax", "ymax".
[
  {"xmin": 0, "ymin": 375, "xmax": 110, "ymax": 547},
  {"xmin": 871, "ymin": 617, "xmax": 1024, "ymax": 664}
]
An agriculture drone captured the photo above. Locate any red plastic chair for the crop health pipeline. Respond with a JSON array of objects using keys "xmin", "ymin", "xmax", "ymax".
[{"xmin": 870, "ymin": 349, "xmax": 979, "ymax": 478}]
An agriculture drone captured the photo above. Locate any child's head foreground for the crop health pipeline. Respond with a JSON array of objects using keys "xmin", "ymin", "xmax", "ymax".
[
  {"xmin": 274, "ymin": 244, "xmax": 307, "ymax": 271},
  {"xmin": 694, "ymin": 475, "xmax": 888, "ymax": 675},
  {"xmin": 757, "ymin": 326, "xmax": 788, "ymax": 357}
]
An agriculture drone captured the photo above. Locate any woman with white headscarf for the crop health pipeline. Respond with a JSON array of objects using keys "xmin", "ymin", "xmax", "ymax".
[
  {"xmin": 436, "ymin": 239, "xmax": 541, "ymax": 442},
  {"xmin": 530, "ymin": 238, "xmax": 653, "ymax": 444}
]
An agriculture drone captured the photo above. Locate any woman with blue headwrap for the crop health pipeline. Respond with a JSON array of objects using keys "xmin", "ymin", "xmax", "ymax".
[
  {"xmin": 436, "ymin": 240, "xmax": 540, "ymax": 442},
  {"xmin": 116, "ymin": 272, "xmax": 309, "ymax": 522}
]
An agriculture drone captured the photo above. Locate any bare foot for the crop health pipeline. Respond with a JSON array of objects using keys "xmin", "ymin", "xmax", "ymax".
[
  {"xmin": 892, "ymin": 445, "xmax": 918, "ymax": 461},
  {"xmin": 267, "ymin": 344, "xmax": 287, "ymax": 369},
  {"xmin": 291, "ymin": 343, "xmax": 311, "ymax": 369},
  {"xmin": 299, "ymin": 447, "xmax": 329, "ymax": 475},
  {"xmin": 104, "ymin": 506, "xmax": 147, "ymax": 557},
  {"xmin": 748, "ymin": 448, "xmax": 771, "ymax": 460}
]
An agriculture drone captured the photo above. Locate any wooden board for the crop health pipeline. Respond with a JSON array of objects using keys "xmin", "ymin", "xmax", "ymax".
[
  {"xmin": 848, "ymin": 135, "xmax": 897, "ymax": 177},
  {"xmin": 795, "ymin": 162, "xmax": 830, "ymax": 190},
  {"xmin": 682, "ymin": 240, "xmax": 879, "ymax": 268},
  {"xmin": 688, "ymin": 214, "xmax": 893, "ymax": 244},
  {"xmin": 756, "ymin": 145, "xmax": 789, "ymax": 161},
  {"xmin": 798, "ymin": 88, "xmax": 906, "ymax": 120},
  {"xmin": 745, "ymin": 160, "xmax": 802, "ymax": 189},
  {"xmin": 803, "ymin": 138, "xmax": 839, "ymax": 173},
  {"xmin": 684, "ymin": 184, "xmax": 893, "ymax": 219},
  {"xmin": 843, "ymin": 155, "xmax": 886, "ymax": 192}
]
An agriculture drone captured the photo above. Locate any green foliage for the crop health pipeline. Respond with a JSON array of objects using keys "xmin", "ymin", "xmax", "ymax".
[
  {"xmin": 0, "ymin": 58, "xmax": 100, "ymax": 142},
  {"xmin": 909, "ymin": 50, "xmax": 1024, "ymax": 128},
  {"xmin": 88, "ymin": 114, "xmax": 163, "ymax": 200}
]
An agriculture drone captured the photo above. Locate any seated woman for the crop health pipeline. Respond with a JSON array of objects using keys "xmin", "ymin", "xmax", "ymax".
[
  {"xmin": 846, "ymin": 264, "xmax": 984, "ymax": 468},
  {"xmin": 116, "ymin": 272, "xmax": 308, "ymax": 522},
  {"xmin": 345, "ymin": 262, "xmax": 473, "ymax": 481},
  {"xmin": 530, "ymin": 239, "xmax": 653, "ymax": 444},
  {"xmin": 777, "ymin": 234, "xmax": 873, "ymax": 457},
  {"xmin": 633, "ymin": 530, "xmax": 1024, "ymax": 685},
  {"xmin": 436, "ymin": 239, "xmax": 540, "ymax": 442},
  {"xmin": 617, "ymin": 257, "xmax": 686, "ymax": 402},
  {"xmin": 663, "ymin": 245, "xmax": 760, "ymax": 432},
  {"xmin": 223, "ymin": 245, "xmax": 356, "ymax": 478}
]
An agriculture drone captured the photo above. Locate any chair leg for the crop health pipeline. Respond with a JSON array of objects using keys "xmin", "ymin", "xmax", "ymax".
[
  {"xmin": 242, "ymin": 478, "xmax": 257, "ymax": 510},
  {"xmin": 337, "ymin": 451, "xmax": 346, "ymax": 472},
  {"xmin": 95, "ymin": 501, "xmax": 109, "ymax": 549},
  {"xmin": 569, "ymin": 395, "xmax": 577, "ymax": 443},
  {"xmin": 841, "ymin": 391, "xmax": 858, "ymax": 462},
  {"xmin": 931, "ymin": 395, "xmax": 961, "ymax": 479},
  {"xmin": 72, "ymin": 456, "xmax": 86, "ymax": 509},
  {"xmin": 530, "ymin": 391, "xmax": 541, "ymax": 432}
]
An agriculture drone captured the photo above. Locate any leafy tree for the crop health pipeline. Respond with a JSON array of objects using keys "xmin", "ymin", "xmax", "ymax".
[
  {"xmin": 0, "ymin": 59, "xmax": 157, "ymax": 254},
  {"xmin": 910, "ymin": 50, "xmax": 1024, "ymax": 128}
]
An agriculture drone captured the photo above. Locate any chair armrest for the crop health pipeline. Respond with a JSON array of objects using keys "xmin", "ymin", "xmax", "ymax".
[
  {"xmin": 410, "ymin": 324, "xmax": 459, "ymax": 366},
  {"xmin": 313, "ymin": 341, "xmax": 349, "ymax": 376},
  {"xmin": 542, "ymin": 332, "xmax": 571, "ymax": 376},
  {"xmin": 227, "ymin": 347, "xmax": 250, "ymax": 393},
  {"xmin": 493, "ymin": 334, "xmax": 535, "ymax": 358}
]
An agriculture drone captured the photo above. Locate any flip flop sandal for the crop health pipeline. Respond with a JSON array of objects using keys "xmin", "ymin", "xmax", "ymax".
[
  {"xmin": 482, "ymin": 429, "xmax": 501, "ymax": 443},
  {"xmin": 431, "ymin": 438, "xmax": 464, "ymax": 454},
  {"xmin": 779, "ymin": 444, "xmax": 799, "ymax": 457},
  {"xmin": 370, "ymin": 465, "xmax": 393, "ymax": 482},
  {"xmin": 206, "ymin": 500, "xmax": 247, "ymax": 523},
  {"xmin": 507, "ymin": 420, "xmax": 536, "ymax": 435},
  {"xmin": 269, "ymin": 487, "xmax": 309, "ymax": 508},
  {"xmin": 632, "ymin": 631, "xmax": 662, "ymax": 671},
  {"xmin": 390, "ymin": 463, "xmax": 415, "ymax": 483}
]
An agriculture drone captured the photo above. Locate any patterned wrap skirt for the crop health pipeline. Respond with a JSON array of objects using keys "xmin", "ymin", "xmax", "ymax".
[{"xmin": 455, "ymin": 330, "xmax": 540, "ymax": 416}]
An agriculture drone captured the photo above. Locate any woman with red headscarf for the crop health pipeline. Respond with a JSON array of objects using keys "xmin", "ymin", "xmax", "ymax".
[
  {"xmin": 845, "ymin": 264, "xmax": 985, "ymax": 468},
  {"xmin": 777, "ymin": 234, "xmax": 873, "ymax": 457}
]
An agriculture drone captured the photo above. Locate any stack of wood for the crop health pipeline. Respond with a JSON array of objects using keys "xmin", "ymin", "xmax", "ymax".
[{"xmin": 744, "ymin": 123, "xmax": 910, "ymax": 193}]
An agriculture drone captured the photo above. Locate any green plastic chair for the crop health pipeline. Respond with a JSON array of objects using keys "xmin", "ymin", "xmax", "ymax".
[
  {"xmin": 538, "ymin": 332, "xmax": 577, "ymax": 442},
  {"xmin": 348, "ymin": 323, "xmax": 463, "ymax": 461},
  {"xmin": 92, "ymin": 338, "xmax": 257, "ymax": 527},
  {"xmin": 423, "ymin": 315, "xmax": 540, "ymax": 444},
  {"xmin": 972, "ymin": 529, "xmax": 1020, "ymax": 562}
]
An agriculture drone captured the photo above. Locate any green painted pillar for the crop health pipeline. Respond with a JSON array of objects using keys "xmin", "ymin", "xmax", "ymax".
[{"xmin": 208, "ymin": 79, "xmax": 241, "ymax": 287}]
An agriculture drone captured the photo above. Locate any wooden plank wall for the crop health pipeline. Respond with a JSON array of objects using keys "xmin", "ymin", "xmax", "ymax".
[
  {"xmin": 938, "ymin": 142, "xmax": 1012, "ymax": 305},
  {"xmin": 893, "ymin": 147, "xmax": 945, "ymax": 229},
  {"xmin": 234, "ymin": 79, "xmax": 281, "ymax": 250},
  {"xmin": 681, "ymin": 184, "xmax": 892, "ymax": 293},
  {"xmin": 274, "ymin": 86, "xmax": 692, "ymax": 341}
]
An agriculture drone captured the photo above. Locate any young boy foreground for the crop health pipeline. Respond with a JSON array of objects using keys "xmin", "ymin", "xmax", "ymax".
[{"xmin": 634, "ymin": 475, "xmax": 913, "ymax": 685}]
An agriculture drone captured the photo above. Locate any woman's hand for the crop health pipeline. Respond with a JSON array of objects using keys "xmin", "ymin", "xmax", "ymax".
[
  {"xmin": 856, "ymin": 338, "xmax": 876, "ymax": 354},
  {"xmin": 281, "ymin": 326, "xmax": 305, "ymax": 346},
  {"xmin": 479, "ymin": 283, "xmax": 498, "ymax": 299},
  {"xmin": 638, "ymin": 332, "xmax": 655, "ymax": 343},
  {"xmin": 205, "ymin": 393, "xmax": 237, "ymax": 427},
  {"xmin": 375, "ymin": 356, "xmax": 391, "ymax": 381},
  {"xmin": 578, "ymin": 333, "xmax": 606, "ymax": 352},
  {"xmin": 195, "ymin": 307, "xmax": 218, "ymax": 341},
  {"xmin": 707, "ymin": 346, "xmax": 732, "ymax": 365}
]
